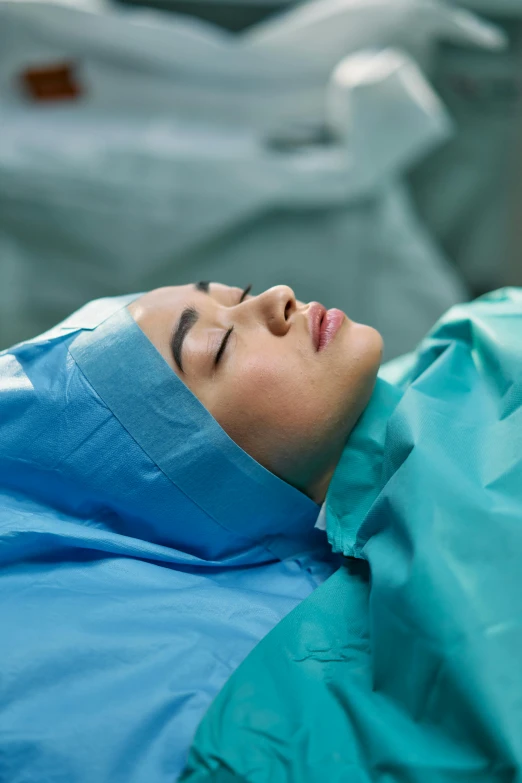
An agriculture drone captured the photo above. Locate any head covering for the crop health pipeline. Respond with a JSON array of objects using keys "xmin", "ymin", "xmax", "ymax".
[{"xmin": 0, "ymin": 295, "xmax": 333, "ymax": 782}]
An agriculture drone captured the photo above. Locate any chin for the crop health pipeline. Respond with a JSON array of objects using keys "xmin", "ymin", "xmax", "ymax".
[
  {"xmin": 329, "ymin": 321, "xmax": 382, "ymax": 425},
  {"xmin": 345, "ymin": 323, "xmax": 383, "ymax": 414},
  {"xmin": 351, "ymin": 321, "xmax": 384, "ymax": 369}
]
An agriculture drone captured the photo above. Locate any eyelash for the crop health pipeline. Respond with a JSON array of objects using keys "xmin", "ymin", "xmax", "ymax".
[{"xmin": 214, "ymin": 284, "xmax": 252, "ymax": 366}]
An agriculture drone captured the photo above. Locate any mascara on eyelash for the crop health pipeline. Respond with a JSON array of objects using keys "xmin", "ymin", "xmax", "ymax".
[
  {"xmin": 240, "ymin": 284, "xmax": 252, "ymax": 302},
  {"xmin": 214, "ymin": 285, "xmax": 251, "ymax": 366},
  {"xmin": 214, "ymin": 327, "xmax": 234, "ymax": 366}
]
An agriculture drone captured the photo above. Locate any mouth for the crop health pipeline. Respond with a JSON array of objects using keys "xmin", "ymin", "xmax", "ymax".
[
  {"xmin": 308, "ymin": 302, "xmax": 346, "ymax": 352},
  {"xmin": 308, "ymin": 302, "xmax": 327, "ymax": 352}
]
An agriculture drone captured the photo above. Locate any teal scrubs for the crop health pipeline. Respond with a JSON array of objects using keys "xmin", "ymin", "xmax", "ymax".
[{"xmin": 182, "ymin": 288, "xmax": 522, "ymax": 782}]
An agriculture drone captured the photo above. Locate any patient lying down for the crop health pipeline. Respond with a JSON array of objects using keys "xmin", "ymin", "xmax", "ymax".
[
  {"xmin": 0, "ymin": 280, "xmax": 382, "ymax": 783},
  {"xmin": 128, "ymin": 282, "xmax": 383, "ymax": 505},
  {"xmin": 7, "ymin": 281, "xmax": 520, "ymax": 782}
]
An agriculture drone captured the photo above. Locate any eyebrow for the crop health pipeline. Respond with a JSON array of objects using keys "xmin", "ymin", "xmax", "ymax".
[{"xmin": 170, "ymin": 282, "xmax": 210, "ymax": 373}]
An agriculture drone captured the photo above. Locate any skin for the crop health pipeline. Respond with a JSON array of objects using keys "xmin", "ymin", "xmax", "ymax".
[{"xmin": 128, "ymin": 283, "xmax": 383, "ymax": 504}]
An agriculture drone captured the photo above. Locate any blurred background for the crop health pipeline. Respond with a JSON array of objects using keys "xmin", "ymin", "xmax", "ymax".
[{"xmin": 1, "ymin": 0, "xmax": 521, "ymax": 359}]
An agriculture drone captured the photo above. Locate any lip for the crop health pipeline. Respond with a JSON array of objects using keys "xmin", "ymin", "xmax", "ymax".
[
  {"xmin": 308, "ymin": 302, "xmax": 327, "ymax": 351},
  {"xmin": 318, "ymin": 308, "xmax": 345, "ymax": 351}
]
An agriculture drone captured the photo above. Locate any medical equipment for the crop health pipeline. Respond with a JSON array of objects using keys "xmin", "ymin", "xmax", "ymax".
[
  {"xmin": 0, "ymin": 0, "xmax": 503, "ymax": 355},
  {"xmin": 411, "ymin": 0, "xmax": 522, "ymax": 294}
]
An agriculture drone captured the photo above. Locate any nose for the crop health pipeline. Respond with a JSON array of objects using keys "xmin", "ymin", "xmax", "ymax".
[{"xmin": 237, "ymin": 285, "xmax": 297, "ymax": 336}]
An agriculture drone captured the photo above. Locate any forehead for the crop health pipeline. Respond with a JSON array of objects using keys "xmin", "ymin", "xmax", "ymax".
[
  {"xmin": 130, "ymin": 285, "xmax": 190, "ymax": 317},
  {"xmin": 129, "ymin": 283, "xmax": 236, "ymax": 318}
]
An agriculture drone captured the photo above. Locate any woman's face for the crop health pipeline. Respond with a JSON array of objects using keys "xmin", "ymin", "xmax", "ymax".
[{"xmin": 128, "ymin": 283, "xmax": 382, "ymax": 502}]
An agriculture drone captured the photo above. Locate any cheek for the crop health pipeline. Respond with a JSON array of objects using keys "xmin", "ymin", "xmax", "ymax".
[
  {"xmin": 216, "ymin": 353, "xmax": 329, "ymax": 451},
  {"xmin": 207, "ymin": 324, "xmax": 382, "ymax": 468}
]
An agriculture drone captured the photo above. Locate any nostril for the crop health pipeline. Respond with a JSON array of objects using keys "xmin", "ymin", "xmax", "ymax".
[{"xmin": 284, "ymin": 300, "xmax": 292, "ymax": 320}]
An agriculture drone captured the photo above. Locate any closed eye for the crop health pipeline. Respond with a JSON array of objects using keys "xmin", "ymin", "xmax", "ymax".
[
  {"xmin": 214, "ymin": 326, "xmax": 233, "ymax": 366},
  {"xmin": 214, "ymin": 284, "xmax": 252, "ymax": 367}
]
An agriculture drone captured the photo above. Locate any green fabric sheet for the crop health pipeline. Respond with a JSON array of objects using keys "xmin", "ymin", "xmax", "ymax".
[{"xmin": 181, "ymin": 289, "xmax": 522, "ymax": 783}]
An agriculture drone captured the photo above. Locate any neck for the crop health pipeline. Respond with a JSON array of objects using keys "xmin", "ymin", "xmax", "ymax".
[
  {"xmin": 308, "ymin": 465, "xmax": 336, "ymax": 505},
  {"xmin": 325, "ymin": 377, "xmax": 404, "ymax": 552},
  {"xmin": 306, "ymin": 377, "xmax": 401, "ymax": 505}
]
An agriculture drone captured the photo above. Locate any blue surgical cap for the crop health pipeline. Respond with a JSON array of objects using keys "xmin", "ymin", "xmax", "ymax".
[
  {"xmin": 0, "ymin": 294, "xmax": 333, "ymax": 782},
  {"xmin": 1, "ymin": 293, "xmax": 326, "ymax": 564}
]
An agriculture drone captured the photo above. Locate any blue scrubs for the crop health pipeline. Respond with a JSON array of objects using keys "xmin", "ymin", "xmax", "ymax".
[{"xmin": 0, "ymin": 296, "xmax": 334, "ymax": 782}]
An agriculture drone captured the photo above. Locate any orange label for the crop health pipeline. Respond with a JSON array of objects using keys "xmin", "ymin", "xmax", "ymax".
[{"xmin": 21, "ymin": 62, "xmax": 82, "ymax": 101}]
